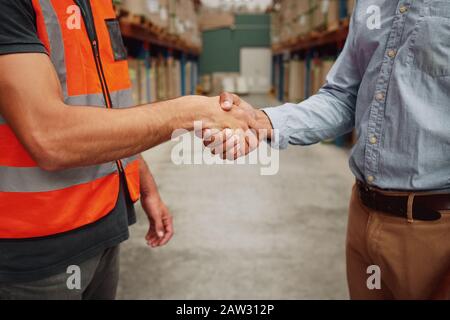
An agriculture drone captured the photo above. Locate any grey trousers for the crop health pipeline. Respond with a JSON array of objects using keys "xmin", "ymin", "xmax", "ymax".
[{"xmin": 0, "ymin": 246, "xmax": 120, "ymax": 300}]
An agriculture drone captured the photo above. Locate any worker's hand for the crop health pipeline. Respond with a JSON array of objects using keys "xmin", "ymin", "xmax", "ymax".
[
  {"xmin": 202, "ymin": 93, "xmax": 273, "ymax": 160},
  {"xmin": 142, "ymin": 192, "xmax": 173, "ymax": 248},
  {"xmin": 138, "ymin": 156, "xmax": 174, "ymax": 248},
  {"xmin": 197, "ymin": 95, "xmax": 253, "ymax": 132}
]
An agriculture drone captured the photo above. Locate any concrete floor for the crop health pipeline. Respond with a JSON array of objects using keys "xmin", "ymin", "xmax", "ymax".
[{"xmin": 117, "ymin": 95, "xmax": 355, "ymax": 300}]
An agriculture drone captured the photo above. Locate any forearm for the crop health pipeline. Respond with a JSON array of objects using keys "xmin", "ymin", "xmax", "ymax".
[
  {"xmin": 29, "ymin": 96, "xmax": 206, "ymax": 170},
  {"xmin": 0, "ymin": 54, "xmax": 235, "ymax": 170},
  {"xmin": 263, "ymin": 89, "xmax": 356, "ymax": 149},
  {"xmin": 262, "ymin": 7, "xmax": 360, "ymax": 149}
]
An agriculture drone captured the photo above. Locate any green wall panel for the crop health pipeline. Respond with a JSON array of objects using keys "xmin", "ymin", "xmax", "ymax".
[{"xmin": 200, "ymin": 14, "xmax": 271, "ymax": 75}]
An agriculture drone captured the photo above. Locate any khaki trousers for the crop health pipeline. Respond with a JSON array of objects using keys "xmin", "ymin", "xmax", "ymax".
[{"xmin": 346, "ymin": 185, "xmax": 450, "ymax": 300}]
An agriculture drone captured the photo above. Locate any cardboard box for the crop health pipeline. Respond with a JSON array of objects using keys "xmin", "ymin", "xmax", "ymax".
[
  {"xmin": 310, "ymin": 58, "xmax": 322, "ymax": 95},
  {"xmin": 138, "ymin": 59, "xmax": 148, "ymax": 104},
  {"xmin": 150, "ymin": 60, "xmax": 158, "ymax": 102},
  {"xmin": 288, "ymin": 59, "xmax": 306, "ymax": 102},
  {"xmin": 128, "ymin": 59, "xmax": 140, "ymax": 105},
  {"xmin": 157, "ymin": 57, "xmax": 167, "ymax": 100},
  {"xmin": 321, "ymin": 59, "xmax": 335, "ymax": 86},
  {"xmin": 347, "ymin": 0, "xmax": 356, "ymax": 16},
  {"xmin": 311, "ymin": 0, "xmax": 340, "ymax": 31},
  {"xmin": 199, "ymin": 9, "xmax": 235, "ymax": 31}
]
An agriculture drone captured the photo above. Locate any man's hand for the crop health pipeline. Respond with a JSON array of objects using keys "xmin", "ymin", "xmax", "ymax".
[
  {"xmin": 0, "ymin": 53, "xmax": 256, "ymax": 171},
  {"xmin": 197, "ymin": 95, "xmax": 254, "ymax": 133},
  {"xmin": 202, "ymin": 93, "xmax": 274, "ymax": 159},
  {"xmin": 139, "ymin": 156, "xmax": 174, "ymax": 248}
]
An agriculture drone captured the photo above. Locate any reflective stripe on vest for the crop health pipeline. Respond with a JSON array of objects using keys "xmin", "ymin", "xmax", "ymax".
[
  {"xmin": 0, "ymin": 153, "xmax": 139, "ymax": 192},
  {"xmin": 38, "ymin": 0, "xmax": 69, "ymax": 98},
  {"xmin": 66, "ymin": 89, "xmax": 134, "ymax": 107},
  {"xmin": 0, "ymin": 0, "xmax": 140, "ymax": 239}
]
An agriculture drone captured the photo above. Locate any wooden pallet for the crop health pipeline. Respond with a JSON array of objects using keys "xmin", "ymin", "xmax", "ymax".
[
  {"xmin": 114, "ymin": 5, "xmax": 200, "ymax": 55},
  {"xmin": 146, "ymin": 20, "xmax": 165, "ymax": 36},
  {"xmin": 272, "ymin": 18, "xmax": 351, "ymax": 54},
  {"xmin": 114, "ymin": 6, "xmax": 129, "ymax": 20}
]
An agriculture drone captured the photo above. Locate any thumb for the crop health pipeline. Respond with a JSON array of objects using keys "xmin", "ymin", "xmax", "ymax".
[
  {"xmin": 153, "ymin": 216, "xmax": 165, "ymax": 238},
  {"xmin": 151, "ymin": 214, "xmax": 165, "ymax": 238},
  {"xmin": 220, "ymin": 92, "xmax": 241, "ymax": 111}
]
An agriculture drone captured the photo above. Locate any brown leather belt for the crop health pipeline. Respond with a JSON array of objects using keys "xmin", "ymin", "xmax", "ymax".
[{"xmin": 357, "ymin": 181, "xmax": 450, "ymax": 221}]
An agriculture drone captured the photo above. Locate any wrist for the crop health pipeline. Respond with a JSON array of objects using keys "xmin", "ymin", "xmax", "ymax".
[
  {"xmin": 254, "ymin": 110, "xmax": 274, "ymax": 140},
  {"xmin": 140, "ymin": 182, "xmax": 161, "ymax": 200},
  {"xmin": 173, "ymin": 95, "xmax": 211, "ymax": 131}
]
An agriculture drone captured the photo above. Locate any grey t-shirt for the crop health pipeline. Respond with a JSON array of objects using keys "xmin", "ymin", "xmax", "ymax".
[{"xmin": 0, "ymin": 0, "xmax": 136, "ymax": 284}]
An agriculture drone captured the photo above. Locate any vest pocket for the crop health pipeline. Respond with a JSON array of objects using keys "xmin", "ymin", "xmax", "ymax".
[{"xmin": 105, "ymin": 19, "xmax": 127, "ymax": 62}]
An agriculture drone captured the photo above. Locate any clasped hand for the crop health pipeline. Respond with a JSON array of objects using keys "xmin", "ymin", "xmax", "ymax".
[{"xmin": 198, "ymin": 93, "xmax": 273, "ymax": 160}]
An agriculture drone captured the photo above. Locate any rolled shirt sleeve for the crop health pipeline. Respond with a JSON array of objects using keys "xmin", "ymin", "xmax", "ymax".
[{"xmin": 264, "ymin": 11, "xmax": 362, "ymax": 149}]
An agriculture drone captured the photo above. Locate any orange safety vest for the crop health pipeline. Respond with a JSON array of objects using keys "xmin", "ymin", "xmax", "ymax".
[{"xmin": 0, "ymin": 0, "xmax": 140, "ymax": 239}]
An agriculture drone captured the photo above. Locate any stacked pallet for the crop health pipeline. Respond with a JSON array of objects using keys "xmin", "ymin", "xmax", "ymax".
[
  {"xmin": 199, "ymin": 8, "xmax": 235, "ymax": 32},
  {"xmin": 277, "ymin": 57, "xmax": 336, "ymax": 103},
  {"xmin": 310, "ymin": 57, "xmax": 335, "ymax": 95},
  {"xmin": 310, "ymin": 0, "xmax": 341, "ymax": 31},
  {"xmin": 288, "ymin": 59, "xmax": 305, "ymax": 102},
  {"xmin": 118, "ymin": 0, "xmax": 169, "ymax": 29},
  {"xmin": 169, "ymin": 0, "xmax": 202, "ymax": 48},
  {"xmin": 128, "ymin": 56, "xmax": 195, "ymax": 105},
  {"xmin": 116, "ymin": 0, "xmax": 202, "ymax": 52},
  {"xmin": 272, "ymin": 0, "xmax": 353, "ymax": 47}
]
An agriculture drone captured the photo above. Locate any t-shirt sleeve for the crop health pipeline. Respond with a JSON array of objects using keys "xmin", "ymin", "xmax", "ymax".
[{"xmin": 0, "ymin": 0, "xmax": 47, "ymax": 55}]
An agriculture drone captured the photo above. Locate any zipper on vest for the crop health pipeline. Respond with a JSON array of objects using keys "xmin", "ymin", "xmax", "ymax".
[{"xmin": 76, "ymin": 0, "xmax": 124, "ymax": 173}]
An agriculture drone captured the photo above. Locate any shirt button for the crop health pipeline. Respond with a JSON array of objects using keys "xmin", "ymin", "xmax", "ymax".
[
  {"xmin": 388, "ymin": 50, "xmax": 397, "ymax": 58},
  {"xmin": 375, "ymin": 93, "xmax": 385, "ymax": 102},
  {"xmin": 367, "ymin": 176, "xmax": 375, "ymax": 184},
  {"xmin": 370, "ymin": 136, "xmax": 378, "ymax": 144},
  {"xmin": 399, "ymin": 6, "xmax": 408, "ymax": 14}
]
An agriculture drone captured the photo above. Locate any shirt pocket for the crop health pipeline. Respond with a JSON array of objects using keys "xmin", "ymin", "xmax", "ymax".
[{"xmin": 410, "ymin": 2, "xmax": 450, "ymax": 77}]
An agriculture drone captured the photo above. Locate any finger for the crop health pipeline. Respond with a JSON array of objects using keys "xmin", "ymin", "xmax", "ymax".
[
  {"xmin": 147, "ymin": 229, "xmax": 160, "ymax": 246},
  {"xmin": 194, "ymin": 129, "xmax": 203, "ymax": 139},
  {"xmin": 209, "ymin": 129, "xmax": 232, "ymax": 152},
  {"xmin": 149, "ymin": 234, "xmax": 161, "ymax": 248},
  {"xmin": 222, "ymin": 135, "xmax": 239, "ymax": 160},
  {"xmin": 203, "ymin": 129, "xmax": 212, "ymax": 140},
  {"xmin": 147, "ymin": 235, "xmax": 158, "ymax": 247},
  {"xmin": 219, "ymin": 92, "xmax": 241, "ymax": 111},
  {"xmin": 209, "ymin": 135, "xmax": 224, "ymax": 153},
  {"xmin": 243, "ymin": 129, "xmax": 259, "ymax": 155},
  {"xmin": 152, "ymin": 215, "xmax": 165, "ymax": 239},
  {"xmin": 203, "ymin": 128, "xmax": 220, "ymax": 147},
  {"xmin": 234, "ymin": 138, "xmax": 245, "ymax": 159},
  {"xmin": 204, "ymin": 133, "xmax": 220, "ymax": 148},
  {"xmin": 158, "ymin": 216, "xmax": 174, "ymax": 246},
  {"xmin": 203, "ymin": 130, "xmax": 214, "ymax": 146}
]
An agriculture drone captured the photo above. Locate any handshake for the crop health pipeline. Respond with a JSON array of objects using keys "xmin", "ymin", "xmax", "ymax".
[{"xmin": 193, "ymin": 93, "xmax": 274, "ymax": 160}]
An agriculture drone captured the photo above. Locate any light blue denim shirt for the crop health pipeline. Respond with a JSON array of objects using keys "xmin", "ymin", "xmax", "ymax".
[{"xmin": 264, "ymin": 0, "xmax": 450, "ymax": 191}]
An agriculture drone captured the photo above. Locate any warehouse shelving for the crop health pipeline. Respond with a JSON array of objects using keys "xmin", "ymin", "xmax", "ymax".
[
  {"xmin": 115, "ymin": 1, "xmax": 201, "ymax": 104},
  {"xmin": 272, "ymin": 19, "xmax": 349, "ymax": 102},
  {"xmin": 271, "ymin": 0, "xmax": 355, "ymax": 147},
  {"xmin": 272, "ymin": 18, "xmax": 349, "ymax": 55},
  {"xmin": 120, "ymin": 20, "xmax": 201, "ymax": 56}
]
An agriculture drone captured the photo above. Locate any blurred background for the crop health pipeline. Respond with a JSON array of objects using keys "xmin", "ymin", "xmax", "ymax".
[{"xmin": 113, "ymin": 0, "xmax": 357, "ymax": 299}]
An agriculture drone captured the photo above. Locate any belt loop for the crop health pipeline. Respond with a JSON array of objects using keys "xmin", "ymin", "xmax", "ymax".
[{"xmin": 407, "ymin": 194, "xmax": 415, "ymax": 223}]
